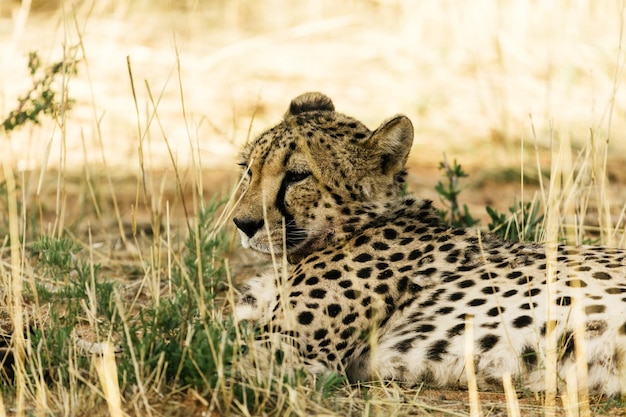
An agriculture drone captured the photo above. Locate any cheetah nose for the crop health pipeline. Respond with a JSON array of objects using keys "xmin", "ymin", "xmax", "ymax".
[{"xmin": 233, "ymin": 217, "xmax": 265, "ymax": 238}]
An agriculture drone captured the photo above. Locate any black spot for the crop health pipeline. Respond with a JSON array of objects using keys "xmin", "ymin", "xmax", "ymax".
[
  {"xmin": 305, "ymin": 276, "xmax": 319, "ymax": 285},
  {"xmin": 577, "ymin": 265, "xmax": 592, "ymax": 272},
  {"xmin": 521, "ymin": 345, "xmax": 538, "ymax": 370},
  {"xmin": 298, "ymin": 311, "xmax": 314, "ymax": 325},
  {"xmin": 372, "ymin": 241, "xmax": 390, "ymax": 251},
  {"xmin": 487, "ymin": 306, "xmax": 502, "ymax": 317},
  {"xmin": 305, "ymin": 255, "xmax": 320, "ymax": 264},
  {"xmin": 292, "ymin": 273, "xmax": 306, "ymax": 286},
  {"xmin": 331, "ymin": 253, "xmax": 345, "ymax": 262},
  {"xmin": 375, "ymin": 262, "xmax": 389, "ymax": 270},
  {"xmin": 340, "ymin": 327, "xmax": 356, "ymax": 340},
  {"xmin": 310, "ymin": 288, "xmax": 327, "ymax": 299},
  {"xmin": 353, "ymin": 253, "xmax": 373, "ymax": 263},
  {"xmin": 449, "ymin": 292, "xmax": 465, "ymax": 301},
  {"xmin": 390, "ymin": 252, "xmax": 404, "ymax": 262},
  {"xmin": 556, "ymin": 296, "xmax": 572, "ymax": 306},
  {"xmin": 416, "ymin": 324, "xmax": 436, "ymax": 333},
  {"xmin": 481, "ymin": 286, "xmax": 499, "ymax": 294},
  {"xmin": 331, "ymin": 193, "xmax": 344, "ymax": 205},
  {"xmin": 457, "ymin": 265, "xmax": 477, "ymax": 272},
  {"xmin": 383, "ymin": 228, "xmax": 398, "ymax": 240},
  {"xmin": 399, "ymin": 238, "xmax": 414, "ymax": 245},
  {"xmin": 313, "ymin": 262, "xmax": 327, "ymax": 269},
  {"xmin": 418, "ymin": 267, "xmax": 438, "ymax": 277},
  {"xmin": 408, "ymin": 249, "xmax": 422, "ymax": 260},
  {"xmin": 342, "ymin": 313, "xmax": 358, "ymax": 325},
  {"xmin": 592, "ymin": 271, "xmax": 611, "ymax": 280},
  {"xmin": 319, "ymin": 339, "xmax": 331, "ymax": 348},
  {"xmin": 374, "ymin": 284, "xmax": 389, "ymax": 294},
  {"xmin": 409, "ymin": 283, "xmax": 423, "ymax": 293},
  {"xmin": 397, "ymin": 277, "xmax": 409, "ymax": 292},
  {"xmin": 468, "ymin": 298, "xmax": 487, "ymax": 307},
  {"xmin": 377, "ymin": 269, "xmax": 394, "ymax": 280},
  {"xmin": 394, "ymin": 338, "xmax": 415, "ymax": 353},
  {"xmin": 520, "ymin": 302, "xmax": 537, "ymax": 310},
  {"xmin": 439, "ymin": 243, "xmax": 455, "ymax": 251},
  {"xmin": 525, "ymin": 288, "xmax": 541, "ymax": 297},
  {"xmin": 361, "ymin": 296, "xmax": 372, "ymax": 307},
  {"xmin": 323, "ymin": 270, "xmax": 341, "ymax": 280},
  {"xmin": 619, "ymin": 322, "xmax": 626, "ymax": 335},
  {"xmin": 517, "ymin": 276, "xmax": 533, "ymax": 285},
  {"xmin": 344, "ymin": 289, "xmax": 359, "ymax": 299},
  {"xmin": 458, "ymin": 279, "xmax": 476, "ymax": 288},
  {"xmin": 447, "ymin": 323, "xmax": 465, "ymax": 337},
  {"xmin": 443, "ymin": 274, "xmax": 461, "ymax": 283},
  {"xmin": 314, "ymin": 328, "xmax": 328, "ymax": 340},
  {"xmin": 354, "ymin": 235, "xmax": 371, "ymax": 247},
  {"xmin": 503, "ymin": 289, "xmax": 517, "ymax": 297},
  {"xmin": 480, "ymin": 272, "xmax": 496, "ymax": 280},
  {"xmin": 357, "ymin": 267, "xmax": 372, "ymax": 279},
  {"xmin": 339, "ymin": 280, "xmax": 352, "ymax": 289},
  {"xmin": 436, "ymin": 306, "xmax": 454, "ymax": 315},
  {"xmin": 513, "ymin": 315, "xmax": 533, "ymax": 328},
  {"xmin": 326, "ymin": 304, "xmax": 342, "ymax": 317},
  {"xmin": 479, "ymin": 334, "xmax": 499, "ymax": 352},
  {"xmin": 426, "ymin": 340, "xmax": 450, "ymax": 362},
  {"xmin": 606, "ymin": 287, "xmax": 626, "ymax": 294},
  {"xmin": 507, "ymin": 271, "xmax": 523, "ymax": 280},
  {"xmin": 336, "ymin": 341, "xmax": 348, "ymax": 351}
]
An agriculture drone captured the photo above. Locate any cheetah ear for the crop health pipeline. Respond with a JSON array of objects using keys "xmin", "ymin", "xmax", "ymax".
[
  {"xmin": 285, "ymin": 92, "xmax": 335, "ymax": 117},
  {"xmin": 364, "ymin": 115, "xmax": 413, "ymax": 176}
]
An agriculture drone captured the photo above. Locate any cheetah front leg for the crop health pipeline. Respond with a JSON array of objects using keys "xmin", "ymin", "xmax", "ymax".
[
  {"xmin": 233, "ymin": 270, "xmax": 278, "ymax": 323},
  {"xmin": 233, "ymin": 270, "xmax": 334, "ymax": 379}
]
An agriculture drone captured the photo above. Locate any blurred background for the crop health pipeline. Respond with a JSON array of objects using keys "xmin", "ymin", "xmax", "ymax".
[{"xmin": 1, "ymin": 0, "xmax": 625, "ymax": 225}]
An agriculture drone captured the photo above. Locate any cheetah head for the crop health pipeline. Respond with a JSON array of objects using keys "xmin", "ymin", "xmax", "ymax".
[{"xmin": 233, "ymin": 92, "xmax": 413, "ymax": 262}]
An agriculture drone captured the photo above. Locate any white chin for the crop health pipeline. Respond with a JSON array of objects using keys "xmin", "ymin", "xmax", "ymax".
[{"xmin": 238, "ymin": 230, "xmax": 251, "ymax": 249}]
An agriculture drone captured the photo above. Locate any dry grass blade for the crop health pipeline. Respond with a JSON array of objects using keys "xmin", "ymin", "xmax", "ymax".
[
  {"xmin": 464, "ymin": 315, "xmax": 482, "ymax": 417},
  {"xmin": 95, "ymin": 342, "xmax": 123, "ymax": 417}
]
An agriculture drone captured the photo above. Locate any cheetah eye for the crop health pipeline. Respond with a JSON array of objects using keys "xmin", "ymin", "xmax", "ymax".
[
  {"xmin": 238, "ymin": 162, "xmax": 252, "ymax": 179},
  {"xmin": 285, "ymin": 171, "xmax": 311, "ymax": 184}
]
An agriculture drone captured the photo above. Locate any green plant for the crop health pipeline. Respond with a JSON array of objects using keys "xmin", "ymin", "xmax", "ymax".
[
  {"xmin": 118, "ymin": 198, "xmax": 235, "ymax": 392},
  {"xmin": 2, "ymin": 50, "xmax": 79, "ymax": 132},
  {"xmin": 487, "ymin": 200, "xmax": 544, "ymax": 242},
  {"xmin": 21, "ymin": 235, "xmax": 115, "ymax": 388},
  {"xmin": 435, "ymin": 155, "xmax": 480, "ymax": 228},
  {"xmin": 31, "ymin": 235, "xmax": 83, "ymax": 277}
]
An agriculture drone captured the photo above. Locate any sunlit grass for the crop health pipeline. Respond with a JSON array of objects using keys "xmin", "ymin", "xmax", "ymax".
[{"xmin": 0, "ymin": 0, "xmax": 625, "ymax": 416}]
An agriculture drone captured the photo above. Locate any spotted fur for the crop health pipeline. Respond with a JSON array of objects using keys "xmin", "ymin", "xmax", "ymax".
[{"xmin": 232, "ymin": 92, "xmax": 626, "ymax": 395}]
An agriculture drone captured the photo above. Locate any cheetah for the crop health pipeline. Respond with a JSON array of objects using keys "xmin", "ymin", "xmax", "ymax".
[{"xmin": 232, "ymin": 92, "xmax": 626, "ymax": 395}]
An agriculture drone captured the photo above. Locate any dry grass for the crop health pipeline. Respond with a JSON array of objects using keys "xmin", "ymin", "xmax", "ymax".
[{"xmin": 1, "ymin": 0, "xmax": 626, "ymax": 416}]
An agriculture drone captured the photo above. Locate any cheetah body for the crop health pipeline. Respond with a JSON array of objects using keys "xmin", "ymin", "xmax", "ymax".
[{"xmin": 233, "ymin": 92, "xmax": 626, "ymax": 395}]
